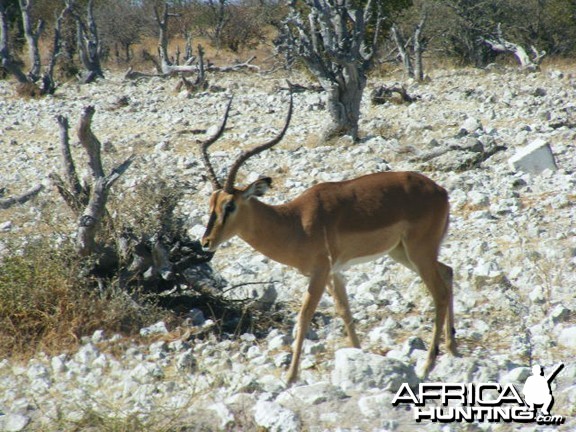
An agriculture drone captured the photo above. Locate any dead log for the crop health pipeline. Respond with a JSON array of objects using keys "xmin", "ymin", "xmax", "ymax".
[
  {"xmin": 124, "ymin": 67, "xmax": 162, "ymax": 80},
  {"xmin": 126, "ymin": 50, "xmax": 260, "ymax": 82},
  {"xmin": 481, "ymin": 24, "xmax": 546, "ymax": 71},
  {"xmin": 371, "ymin": 84, "xmax": 417, "ymax": 105},
  {"xmin": 0, "ymin": 184, "xmax": 44, "ymax": 209}
]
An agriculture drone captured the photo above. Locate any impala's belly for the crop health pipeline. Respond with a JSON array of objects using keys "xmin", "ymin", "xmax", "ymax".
[
  {"xmin": 333, "ymin": 250, "xmax": 393, "ymax": 272},
  {"xmin": 332, "ymin": 223, "xmax": 405, "ymax": 272}
]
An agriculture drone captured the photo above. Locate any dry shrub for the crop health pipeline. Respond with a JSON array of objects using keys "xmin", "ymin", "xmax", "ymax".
[
  {"xmin": 0, "ymin": 238, "xmax": 169, "ymax": 359},
  {"xmin": 15, "ymin": 81, "xmax": 44, "ymax": 98}
]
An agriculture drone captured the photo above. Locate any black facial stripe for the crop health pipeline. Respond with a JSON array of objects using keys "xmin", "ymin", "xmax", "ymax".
[
  {"xmin": 205, "ymin": 211, "xmax": 218, "ymax": 236},
  {"xmin": 222, "ymin": 204, "xmax": 232, "ymax": 224}
]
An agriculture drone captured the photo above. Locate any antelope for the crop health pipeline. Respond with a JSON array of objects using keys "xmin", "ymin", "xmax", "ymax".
[{"xmin": 199, "ymin": 92, "xmax": 457, "ymax": 384}]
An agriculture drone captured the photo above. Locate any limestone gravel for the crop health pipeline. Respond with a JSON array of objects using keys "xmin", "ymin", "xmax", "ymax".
[{"xmin": 1, "ymin": 67, "xmax": 575, "ymax": 431}]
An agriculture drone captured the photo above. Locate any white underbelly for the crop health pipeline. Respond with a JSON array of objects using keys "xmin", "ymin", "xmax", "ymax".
[{"xmin": 332, "ymin": 248, "xmax": 396, "ymax": 272}]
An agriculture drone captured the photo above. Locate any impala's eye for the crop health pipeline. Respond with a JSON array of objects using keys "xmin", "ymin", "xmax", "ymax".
[{"xmin": 224, "ymin": 201, "xmax": 236, "ymax": 214}]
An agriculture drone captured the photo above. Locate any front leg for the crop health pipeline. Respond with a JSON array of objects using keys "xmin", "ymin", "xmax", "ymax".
[
  {"xmin": 330, "ymin": 273, "xmax": 361, "ymax": 348},
  {"xmin": 286, "ymin": 267, "xmax": 329, "ymax": 385}
]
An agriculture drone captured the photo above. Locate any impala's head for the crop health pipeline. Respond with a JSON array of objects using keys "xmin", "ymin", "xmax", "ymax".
[
  {"xmin": 198, "ymin": 89, "xmax": 292, "ymax": 252},
  {"xmin": 201, "ymin": 177, "xmax": 272, "ymax": 252}
]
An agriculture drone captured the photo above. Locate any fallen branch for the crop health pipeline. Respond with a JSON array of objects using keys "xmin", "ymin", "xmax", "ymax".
[
  {"xmin": 481, "ymin": 24, "xmax": 546, "ymax": 71},
  {"xmin": 371, "ymin": 84, "xmax": 417, "ymax": 105},
  {"xmin": 124, "ymin": 67, "xmax": 162, "ymax": 80},
  {"xmin": 0, "ymin": 184, "xmax": 44, "ymax": 209},
  {"xmin": 125, "ymin": 55, "xmax": 261, "ymax": 81}
]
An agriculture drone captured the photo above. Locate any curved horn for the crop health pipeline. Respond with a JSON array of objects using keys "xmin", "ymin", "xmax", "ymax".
[
  {"xmin": 199, "ymin": 97, "xmax": 233, "ymax": 190},
  {"xmin": 223, "ymin": 89, "xmax": 293, "ymax": 193}
]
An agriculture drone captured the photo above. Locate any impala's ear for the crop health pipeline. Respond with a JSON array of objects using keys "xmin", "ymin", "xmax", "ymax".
[{"xmin": 242, "ymin": 177, "xmax": 272, "ymax": 199}]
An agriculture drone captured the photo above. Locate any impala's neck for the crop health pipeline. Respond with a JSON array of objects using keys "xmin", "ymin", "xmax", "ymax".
[{"xmin": 236, "ymin": 198, "xmax": 303, "ymax": 268}]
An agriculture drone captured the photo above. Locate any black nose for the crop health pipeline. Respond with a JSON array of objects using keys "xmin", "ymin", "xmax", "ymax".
[{"xmin": 201, "ymin": 238, "xmax": 211, "ymax": 252}]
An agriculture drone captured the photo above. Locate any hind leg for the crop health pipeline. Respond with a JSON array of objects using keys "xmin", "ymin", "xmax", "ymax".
[
  {"xmin": 438, "ymin": 262, "xmax": 457, "ymax": 355},
  {"xmin": 391, "ymin": 242, "xmax": 453, "ymax": 376}
]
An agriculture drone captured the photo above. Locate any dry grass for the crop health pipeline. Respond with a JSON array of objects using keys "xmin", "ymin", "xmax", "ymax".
[{"xmin": 0, "ymin": 238, "xmax": 170, "ymax": 360}]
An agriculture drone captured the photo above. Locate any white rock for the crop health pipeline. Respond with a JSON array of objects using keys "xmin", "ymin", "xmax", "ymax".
[
  {"xmin": 91, "ymin": 329, "xmax": 105, "ymax": 343},
  {"xmin": 258, "ymin": 374, "xmax": 285, "ymax": 393},
  {"xmin": 268, "ymin": 334, "xmax": 290, "ymax": 351},
  {"xmin": 209, "ymin": 402, "xmax": 234, "ymax": 429},
  {"xmin": 358, "ymin": 392, "xmax": 393, "ymax": 419},
  {"xmin": 51, "ymin": 354, "xmax": 68, "ymax": 374},
  {"xmin": 253, "ymin": 400, "xmax": 301, "ymax": 432},
  {"xmin": 276, "ymin": 382, "xmax": 344, "ymax": 406},
  {"xmin": 0, "ymin": 414, "xmax": 30, "ymax": 432},
  {"xmin": 558, "ymin": 326, "xmax": 576, "ymax": 350},
  {"xmin": 500, "ymin": 367, "xmax": 531, "ymax": 384},
  {"xmin": 529, "ymin": 286, "xmax": 546, "ymax": 304},
  {"xmin": 460, "ymin": 117, "xmax": 483, "ymax": 133},
  {"xmin": 139, "ymin": 321, "xmax": 169, "ymax": 336},
  {"xmin": 74, "ymin": 343, "xmax": 100, "ymax": 365},
  {"xmin": 130, "ymin": 362, "xmax": 164, "ymax": 383},
  {"xmin": 0, "ymin": 221, "xmax": 13, "ymax": 231},
  {"xmin": 508, "ymin": 139, "xmax": 557, "ymax": 175},
  {"xmin": 175, "ymin": 349, "xmax": 196, "ymax": 372},
  {"xmin": 550, "ymin": 305, "xmax": 571, "ymax": 324},
  {"xmin": 331, "ymin": 348, "xmax": 419, "ymax": 392}
]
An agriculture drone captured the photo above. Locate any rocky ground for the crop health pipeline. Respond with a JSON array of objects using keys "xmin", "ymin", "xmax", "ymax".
[{"xmin": 1, "ymin": 65, "xmax": 575, "ymax": 431}]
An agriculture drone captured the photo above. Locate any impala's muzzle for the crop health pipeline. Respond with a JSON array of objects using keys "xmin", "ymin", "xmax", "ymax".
[
  {"xmin": 201, "ymin": 239, "xmax": 213, "ymax": 252},
  {"xmin": 201, "ymin": 211, "xmax": 218, "ymax": 252}
]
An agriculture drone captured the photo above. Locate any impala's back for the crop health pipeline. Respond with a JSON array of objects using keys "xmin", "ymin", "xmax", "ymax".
[{"xmin": 287, "ymin": 171, "xmax": 449, "ymax": 270}]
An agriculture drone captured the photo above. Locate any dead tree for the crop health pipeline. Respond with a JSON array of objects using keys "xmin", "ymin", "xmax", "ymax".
[
  {"xmin": 278, "ymin": 0, "xmax": 385, "ymax": 141},
  {"xmin": 51, "ymin": 107, "xmax": 133, "ymax": 258},
  {"xmin": 154, "ymin": 2, "xmax": 171, "ymax": 73},
  {"xmin": 390, "ymin": 10, "xmax": 428, "ymax": 81},
  {"xmin": 174, "ymin": 45, "xmax": 208, "ymax": 94},
  {"xmin": 70, "ymin": 0, "xmax": 104, "ymax": 83},
  {"xmin": 153, "ymin": 2, "xmax": 200, "ymax": 76},
  {"xmin": 0, "ymin": 1, "xmax": 71, "ymax": 96},
  {"xmin": 19, "ymin": 0, "xmax": 43, "ymax": 82},
  {"xmin": 50, "ymin": 106, "xmax": 217, "ymax": 294},
  {"xmin": 481, "ymin": 24, "xmax": 546, "ymax": 71},
  {"xmin": 0, "ymin": 3, "xmax": 28, "ymax": 84},
  {"xmin": 42, "ymin": 4, "xmax": 73, "ymax": 94}
]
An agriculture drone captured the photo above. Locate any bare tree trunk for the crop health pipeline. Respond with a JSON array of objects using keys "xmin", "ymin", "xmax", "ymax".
[
  {"xmin": 154, "ymin": 2, "xmax": 197, "ymax": 75},
  {"xmin": 154, "ymin": 2, "xmax": 171, "ymax": 73},
  {"xmin": 208, "ymin": 0, "xmax": 229, "ymax": 50},
  {"xmin": 42, "ymin": 3, "xmax": 72, "ymax": 95},
  {"xmin": 49, "ymin": 115, "xmax": 88, "ymax": 213},
  {"xmin": 2, "ymin": 1, "xmax": 71, "ymax": 96},
  {"xmin": 51, "ymin": 106, "xmax": 133, "ymax": 257},
  {"xmin": 73, "ymin": 0, "xmax": 104, "ymax": 83},
  {"xmin": 184, "ymin": 30, "xmax": 193, "ymax": 61},
  {"xmin": 322, "ymin": 70, "xmax": 366, "ymax": 141},
  {"xmin": 0, "ymin": 4, "xmax": 32, "ymax": 84},
  {"xmin": 391, "ymin": 24, "xmax": 413, "ymax": 78},
  {"xmin": 413, "ymin": 11, "xmax": 427, "ymax": 82},
  {"xmin": 19, "ymin": 0, "xmax": 44, "ymax": 82},
  {"xmin": 391, "ymin": 10, "xmax": 428, "ymax": 82},
  {"xmin": 280, "ymin": 0, "xmax": 384, "ymax": 142}
]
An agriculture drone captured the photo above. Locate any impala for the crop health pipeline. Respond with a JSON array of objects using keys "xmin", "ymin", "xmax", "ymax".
[{"xmin": 199, "ymin": 92, "xmax": 457, "ymax": 384}]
